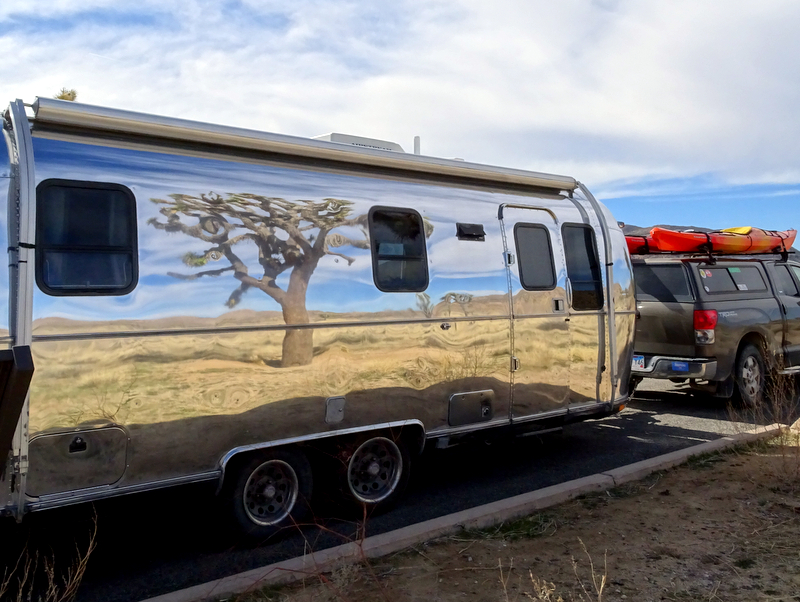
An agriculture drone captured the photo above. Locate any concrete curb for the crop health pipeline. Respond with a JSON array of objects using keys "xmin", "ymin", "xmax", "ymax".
[{"xmin": 141, "ymin": 422, "xmax": 785, "ymax": 602}]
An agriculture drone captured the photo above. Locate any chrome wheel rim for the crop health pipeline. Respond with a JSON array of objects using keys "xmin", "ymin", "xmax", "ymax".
[
  {"xmin": 347, "ymin": 437, "xmax": 403, "ymax": 504},
  {"xmin": 742, "ymin": 355, "xmax": 762, "ymax": 400},
  {"xmin": 243, "ymin": 459, "xmax": 299, "ymax": 526}
]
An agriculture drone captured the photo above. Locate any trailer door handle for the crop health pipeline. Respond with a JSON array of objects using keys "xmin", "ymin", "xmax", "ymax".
[
  {"xmin": 69, "ymin": 436, "xmax": 87, "ymax": 453},
  {"xmin": 565, "ymin": 278, "xmax": 573, "ymax": 308}
]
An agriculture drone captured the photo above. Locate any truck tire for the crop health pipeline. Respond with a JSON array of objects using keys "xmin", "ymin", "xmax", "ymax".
[
  {"xmin": 734, "ymin": 344, "xmax": 766, "ymax": 408},
  {"xmin": 224, "ymin": 448, "xmax": 313, "ymax": 541}
]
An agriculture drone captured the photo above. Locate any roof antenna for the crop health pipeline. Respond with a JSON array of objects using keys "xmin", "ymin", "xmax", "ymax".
[{"xmin": 414, "ymin": 136, "xmax": 420, "ymax": 155}]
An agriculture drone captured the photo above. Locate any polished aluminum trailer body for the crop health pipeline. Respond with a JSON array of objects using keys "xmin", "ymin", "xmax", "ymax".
[{"xmin": 1, "ymin": 98, "xmax": 635, "ymax": 519}]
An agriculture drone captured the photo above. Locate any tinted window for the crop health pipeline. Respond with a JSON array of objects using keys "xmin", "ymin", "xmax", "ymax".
[
  {"xmin": 728, "ymin": 266, "xmax": 766, "ymax": 292},
  {"xmin": 773, "ymin": 265, "xmax": 799, "ymax": 296},
  {"xmin": 36, "ymin": 180, "xmax": 138, "ymax": 295},
  {"xmin": 515, "ymin": 224, "xmax": 555, "ymax": 290},
  {"xmin": 698, "ymin": 268, "xmax": 736, "ymax": 293},
  {"xmin": 633, "ymin": 264, "xmax": 693, "ymax": 302},
  {"xmin": 562, "ymin": 224, "xmax": 603, "ymax": 311},
  {"xmin": 369, "ymin": 207, "xmax": 428, "ymax": 292},
  {"xmin": 792, "ymin": 265, "xmax": 800, "ymax": 284}
]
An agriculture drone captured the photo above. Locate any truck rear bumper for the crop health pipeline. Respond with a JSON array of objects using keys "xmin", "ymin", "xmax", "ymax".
[{"xmin": 631, "ymin": 356, "xmax": 717, "ymax": 380}]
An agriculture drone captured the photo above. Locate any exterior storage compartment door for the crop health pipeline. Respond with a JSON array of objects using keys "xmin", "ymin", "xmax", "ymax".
[{"xmin": 26, "ymin": 426, "xmax": 129, "ymax": 496}]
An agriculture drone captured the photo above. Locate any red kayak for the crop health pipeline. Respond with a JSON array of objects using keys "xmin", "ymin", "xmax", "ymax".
[
  {"xmin": 625, "ymin": 234, "xmax": 659, "ymax": 255},
  {"xmin": 650, "ymin": 227, "xmax": 796, "ymax": 254}
]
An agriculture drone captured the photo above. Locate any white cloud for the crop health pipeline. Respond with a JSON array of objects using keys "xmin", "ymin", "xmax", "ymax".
[{"xmin": 1, "ymin": 0, "xmax": 799, "ymax": 187}]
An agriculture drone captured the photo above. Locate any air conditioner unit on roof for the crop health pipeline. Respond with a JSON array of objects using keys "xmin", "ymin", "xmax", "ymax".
[{"xmin": 313, "ymin": 132, "xmax": 405, "ymax": 153}]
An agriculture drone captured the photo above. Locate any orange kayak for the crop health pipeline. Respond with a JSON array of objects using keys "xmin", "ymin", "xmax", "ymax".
[{"xmin": 650, "ymin": 227, "xmax": 796, "ymax": 254}]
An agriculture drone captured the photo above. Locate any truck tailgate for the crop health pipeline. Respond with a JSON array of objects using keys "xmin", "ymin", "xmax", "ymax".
[{"xmin": 635, "ymin": 301, "xmax": 696, "ymax": 357}]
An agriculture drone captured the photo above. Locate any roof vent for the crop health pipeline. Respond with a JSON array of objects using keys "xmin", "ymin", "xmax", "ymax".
[{"xmin": 313, "ymin": 132, "xmax": 405, "ymax": 153}]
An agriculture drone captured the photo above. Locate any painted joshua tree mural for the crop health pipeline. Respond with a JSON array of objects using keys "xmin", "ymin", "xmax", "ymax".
[{"xmin": 148, "ymin": 193, "xmax": 368, "ymax": 367}]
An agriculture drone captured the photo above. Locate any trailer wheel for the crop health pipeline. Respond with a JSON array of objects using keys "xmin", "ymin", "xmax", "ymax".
[
  {"xmin": 225, "ymin": 448, "xmax": 313, "ymax": 540},
  {"xmin": 734, "ymin": 344, "xmax": 766, "ymax": 408},
  {"xmin": 344, "ymin": 435, "xmax": 410, "ymax": 511}
]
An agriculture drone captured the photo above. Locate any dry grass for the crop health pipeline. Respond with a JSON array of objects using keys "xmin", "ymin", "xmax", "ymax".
[
  {"xmin": 223, "ymin": 433, "xmax": 800, "ymax": 602},
  {"xmin": 0, "ymin": 514, "xmax": 97, "ymax": 602}
]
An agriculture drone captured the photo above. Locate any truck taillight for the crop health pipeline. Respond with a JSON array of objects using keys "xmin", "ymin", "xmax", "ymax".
[
  {"xmin": 694, "ymin": 309, "xmax": 717, "ymax": 344},
  {"xmin": 693, "ymin": 310, "xmax": 718, "ymax": 330}
]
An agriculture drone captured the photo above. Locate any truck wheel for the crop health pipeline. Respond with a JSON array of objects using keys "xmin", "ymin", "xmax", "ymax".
[
  {"xmin": 343, "ymin": 435, "xmax": 410, "ymax": 512},
  {"xmin": 225, "ymin": 448, "xmax": 313, "ymax": 540},
  {"xmin": 734, "ymin": 344, "xmax": 766, "ymax": 407}
]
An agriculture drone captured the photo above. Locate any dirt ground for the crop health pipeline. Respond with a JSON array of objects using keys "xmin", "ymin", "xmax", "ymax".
[{"xmin": 235, "ymin": 433, "xmax": 800, "ymax": 602}]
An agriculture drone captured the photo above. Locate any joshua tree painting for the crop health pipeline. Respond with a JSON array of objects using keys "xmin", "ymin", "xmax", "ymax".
[{"xmin": 148, "ymin": 193, "xmax": 368, "ymax": 367}]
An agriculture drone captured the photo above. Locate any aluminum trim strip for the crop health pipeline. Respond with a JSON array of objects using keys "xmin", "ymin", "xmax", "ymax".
[
  {"xmin": 26, "ymin": 471, "xmax": 221, "ymax": 512},
  {"xmin": 7, "ymin": 99, "xmax": 36, "ymax": 522},
  {"xmin": 32, "ymin": 98, "xmax": 577, "ymax": 191},
  {"xmin": 31, "ymin": 315, "xmax": 506, "ymax": 343},
  {"xmin": 218, "ymin": 419, "xmax": 427, "ymax": 474},
  {"xmin": 426, "ymin": 418, "xmax": 511, "ymax": 437},
  {"xmin": 510, "ymin": 408, "xmax": 569, "ymax": 423},
  {"xmin": 514, "ymin": 309, "xmax": 608, "ymax": 318}
]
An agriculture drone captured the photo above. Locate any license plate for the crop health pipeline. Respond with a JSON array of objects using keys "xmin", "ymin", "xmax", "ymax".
[{"xmin": 632, "ymin": 355, "xmax": 645, "ymax": 370}]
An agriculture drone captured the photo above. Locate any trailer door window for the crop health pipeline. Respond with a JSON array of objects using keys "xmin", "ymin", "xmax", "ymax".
[
  {"xmin": 562, "ymin": 224, "xmax": 603, "ymax": 311},
  {"xmin": 369, "ymin": 207, "xmax": 428, "ymax": 292},
  {"xmin": 36, "ymin": 180, "xmax": 138, "ymax": 295},
  {"xmin": 514, "ymin": 224, "xmax": 555, "ymax": 290}
]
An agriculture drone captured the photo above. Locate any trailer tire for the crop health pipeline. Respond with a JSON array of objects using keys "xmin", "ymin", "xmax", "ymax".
[
  {"xmin": 339, "ymin": 435, "xmax": 411, "ymax": 514},
  {"xmin": 734, "ymin": 344, "xmax": 766, "ymax": 408},
  {"xmin": 224, "ymin": 448, "xmax": 313, "ymax": 541}
]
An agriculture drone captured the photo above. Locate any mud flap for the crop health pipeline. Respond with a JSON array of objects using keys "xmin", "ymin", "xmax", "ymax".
[{"xmin": 0, "ymin": 346, "xmax": 35, "ymax": 459}]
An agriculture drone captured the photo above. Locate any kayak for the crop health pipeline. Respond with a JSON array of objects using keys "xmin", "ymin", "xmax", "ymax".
[
  {"xmin": 650, "ymin": 227, "xmax": 796, "ymax": 254},
  {"xmin": 625, "ymin": 234, "xmax": 659, "ymax": 255}
]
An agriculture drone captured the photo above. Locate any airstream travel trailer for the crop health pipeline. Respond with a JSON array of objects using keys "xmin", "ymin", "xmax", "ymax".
[{"xmin": 0, "ymin": 98, "xmax": 635, "ymax": 537}]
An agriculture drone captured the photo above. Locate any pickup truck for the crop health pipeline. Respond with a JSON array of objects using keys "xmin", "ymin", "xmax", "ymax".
[{"xmin": 630, "ymin": 252, "xmax": 800, "ymax": 405}]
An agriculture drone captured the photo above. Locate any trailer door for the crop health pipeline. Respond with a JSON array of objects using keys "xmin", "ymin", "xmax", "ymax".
[{"xmin": 499, "ymin": 206, "xmax": 571, "ymax": 423}]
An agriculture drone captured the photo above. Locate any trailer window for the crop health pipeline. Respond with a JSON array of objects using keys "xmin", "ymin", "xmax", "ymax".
[
  {"xmin": 369, "ymin": 207, "xmax": 428, "ymax": 292},
  {"xmin": 562, "ymin": 224, "xmax": 603, "ymax": 311},
  {"xmin": 36, "ymin": 180, "xmax": 138, "ymax": 296},
  {"xmin": 514, "ymin": 224, "xmax": 555, "ymax": 290}
]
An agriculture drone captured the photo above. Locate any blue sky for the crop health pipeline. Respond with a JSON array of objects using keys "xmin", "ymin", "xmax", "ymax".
[{"xmin": 2, "ymin": 0, "xmax": 799, "ymax": 231}]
